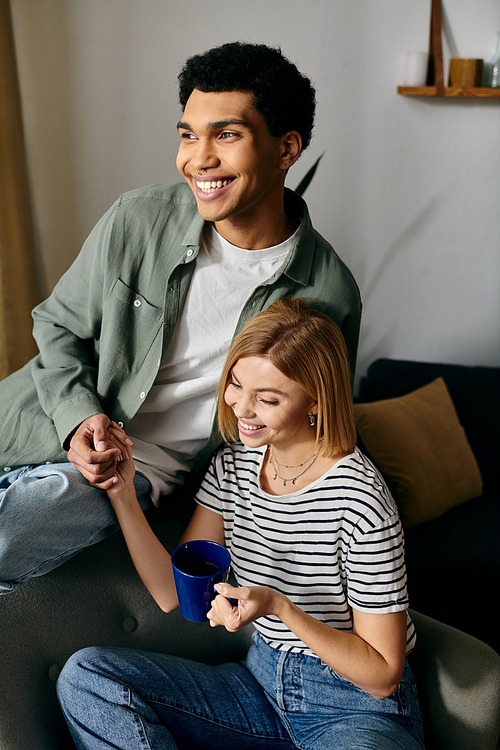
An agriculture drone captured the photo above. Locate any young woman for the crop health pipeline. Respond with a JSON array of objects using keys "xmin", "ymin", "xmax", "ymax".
[{"xmin": 57, "ymin": 299, "xmax": 425, "ymax": 750}]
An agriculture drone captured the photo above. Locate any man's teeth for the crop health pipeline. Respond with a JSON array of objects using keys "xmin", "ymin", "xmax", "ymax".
[{"xmin": 197, "ymin": 179, "xmax": 231, "ymax": 193}]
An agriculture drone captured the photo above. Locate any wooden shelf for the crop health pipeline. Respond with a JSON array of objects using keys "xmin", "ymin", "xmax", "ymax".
[
  {"xmin": 398, "ymin": 86, "xmax": 500, "ymax": 98},
  {"xmin": 398, "ymin": 0, "xmax": 500, "ymax": 100}
]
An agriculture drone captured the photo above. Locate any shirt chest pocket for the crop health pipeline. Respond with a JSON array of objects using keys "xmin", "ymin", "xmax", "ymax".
[{"xmin": 99, "ymin": 278, "xmax": 163, "ymax": 375}]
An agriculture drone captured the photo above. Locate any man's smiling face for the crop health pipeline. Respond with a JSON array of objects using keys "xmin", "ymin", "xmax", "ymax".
[{"xmin": 176, "ymin": 89, "xmax": 289, "ymax": 235}]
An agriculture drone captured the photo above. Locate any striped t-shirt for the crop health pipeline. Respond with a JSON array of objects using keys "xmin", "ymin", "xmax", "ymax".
[{"xmin": 196, "ymin": 445, "xmax": 416, "ymax": 657}]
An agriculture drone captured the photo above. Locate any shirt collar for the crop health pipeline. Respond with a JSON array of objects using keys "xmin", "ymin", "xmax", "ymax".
[
  {"xmin": 180, "ymin": 186, "xmax": 316, "ymax": 285},
  {"xmin": 269, "ymin": 189, "xmax": 316, "ymax": 287}
]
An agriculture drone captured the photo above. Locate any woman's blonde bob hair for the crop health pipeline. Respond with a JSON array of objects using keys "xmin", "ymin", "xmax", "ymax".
[{"xmin": 217, "ymin": 298, "xmax": 356, "ymax": 456}]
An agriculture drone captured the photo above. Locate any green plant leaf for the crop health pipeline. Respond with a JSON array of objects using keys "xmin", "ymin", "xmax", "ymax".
[{"xmin": 294, "ymin": 151, "xmax": 325, "ymax": 196}]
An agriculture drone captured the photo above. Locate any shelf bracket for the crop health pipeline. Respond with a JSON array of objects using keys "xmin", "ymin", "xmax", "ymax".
[{"xmin": 426, "ymin": 0, "xmax": 445, "ymax": 95}]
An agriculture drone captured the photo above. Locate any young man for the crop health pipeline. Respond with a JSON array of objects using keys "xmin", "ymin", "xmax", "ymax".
[{"xmin": 0, "ymin": 42, "xmax": 361, "ymax": 592}]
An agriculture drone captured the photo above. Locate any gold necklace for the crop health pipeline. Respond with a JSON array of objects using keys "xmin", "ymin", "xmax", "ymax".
[{"xmin": 269, "ymin": 443, "xmax": 322, "ymax": 487}]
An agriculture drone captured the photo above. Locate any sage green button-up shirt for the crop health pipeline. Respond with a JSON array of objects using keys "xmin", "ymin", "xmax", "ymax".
[{"xmin": 0, "ymin": 182, "xmax": 361, "ymax": 477}]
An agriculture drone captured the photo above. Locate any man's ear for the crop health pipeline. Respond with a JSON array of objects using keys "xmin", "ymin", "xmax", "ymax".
[{"xmin": 279, "ymin": 131, "xmax": 302, "ymax": 170}]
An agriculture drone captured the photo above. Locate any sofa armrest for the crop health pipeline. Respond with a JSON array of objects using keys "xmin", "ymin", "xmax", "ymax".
[{"xmin": 409, "ymin": 609, "xmax": 500, "ymax": 750}]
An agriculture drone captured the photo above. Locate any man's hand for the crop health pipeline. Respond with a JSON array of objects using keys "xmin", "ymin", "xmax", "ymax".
[{"xmin": 67, "ymin": 414, "xmax": 132, "ymax": 490}]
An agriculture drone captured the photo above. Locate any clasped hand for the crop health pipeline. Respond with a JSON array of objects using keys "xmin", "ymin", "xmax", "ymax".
[
  {"xmin": 207, "ymin": 583, "xmax": 281, "ymax": 632},
  {"xmin": 68, "ymin": 414, "xmax": 133, "ymax": 490}
]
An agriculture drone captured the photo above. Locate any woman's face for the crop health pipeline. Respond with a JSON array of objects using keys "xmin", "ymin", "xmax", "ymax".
[{"xmin": 224, "ymin": 356, "xmax": 317, "ymax": 451}]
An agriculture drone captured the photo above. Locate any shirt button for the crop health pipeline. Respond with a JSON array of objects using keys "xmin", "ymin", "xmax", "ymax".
[
  {"xmin": 117, "ymin": 421, "xmax": 124, "ymax": 428},
  {"xmin": 140, "ymin": 392, "xmax": 146, "ymax": 399},
  {"xmin": 133, "ymin": 299, "xmax": 141, "ymax": 308},
  {"xmin": 186, "ymin": 249, "xmax": 194, "ymax": 258},
  {"xmin": 3, "ymin": 467, "xmax": 11, "ymax": 473}
]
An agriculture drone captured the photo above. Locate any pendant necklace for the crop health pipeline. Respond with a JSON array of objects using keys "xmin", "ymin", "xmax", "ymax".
[{"xmin": 269, "ymin": 442, "xmax": 323, "ymax": 487}]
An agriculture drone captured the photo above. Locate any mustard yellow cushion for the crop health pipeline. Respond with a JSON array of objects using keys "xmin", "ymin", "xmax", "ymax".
[{"xmin": 353, "ymin": 378, "xmax": 483, "ymax": 528}]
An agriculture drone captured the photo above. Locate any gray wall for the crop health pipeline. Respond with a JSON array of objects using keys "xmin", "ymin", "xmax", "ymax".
[{"xmin": 11, "ymin": 0, "xmax": 500, "ymax": 386}]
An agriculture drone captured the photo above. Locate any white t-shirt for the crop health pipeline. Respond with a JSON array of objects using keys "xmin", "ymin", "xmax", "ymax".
[{"xmin": 127, "ymin": 223, "xmax": 298, "ymax": 503}]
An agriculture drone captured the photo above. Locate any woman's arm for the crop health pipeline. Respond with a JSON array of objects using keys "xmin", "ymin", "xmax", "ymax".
[
  {"xmin": 275, "ymin": 594, "xmax": 407, "ymax": 699},
  {"xmin": 178, "ymin": 503, "xmax": 225, "ymax": 546},
  {"xmin": 107, "ymin": 454, "xmax": 178, "ymax": 613},
  {"xmin": 208, "ymin": 584, "xmax": 407, "ymax": 700},
  {"xmin": 107, "ymin": 433, "xmax": 224, "ymax": 612}
]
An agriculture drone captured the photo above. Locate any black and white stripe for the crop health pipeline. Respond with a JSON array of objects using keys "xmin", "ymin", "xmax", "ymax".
[{"xmin": 196, "ymin": 445, "xmax": 416, "ymax": 655}]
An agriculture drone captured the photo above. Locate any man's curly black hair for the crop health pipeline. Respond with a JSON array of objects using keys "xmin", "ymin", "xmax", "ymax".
[{"xmin": 178, "ymin": 42, "xmax": 316, "ymax": 152}]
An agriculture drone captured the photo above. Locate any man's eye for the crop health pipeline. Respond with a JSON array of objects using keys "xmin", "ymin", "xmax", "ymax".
[
  {"xmin": 180, "ymin": 132, "xmax": 196, "ymax": 140},
  {"xmin": 220, "ymin": 131, "xmax": 238, "ymax": 139}
]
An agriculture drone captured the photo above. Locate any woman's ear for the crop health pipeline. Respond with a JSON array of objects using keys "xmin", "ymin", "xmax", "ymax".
[
  {"xmin": 279, "ymin": 131, "xmax": 302, "ymax": 170},
  {"xmin": 309, "ymin": 400, "xmax": 319, "ymax": 416}
]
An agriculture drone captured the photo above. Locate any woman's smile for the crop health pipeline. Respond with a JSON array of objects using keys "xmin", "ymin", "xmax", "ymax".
[
  {"xmin": 237, "ymin": 419, "xmax": 268, "ymax": 436},
  {"xmin": 224, "ymin": 356, "xmax": 317, "ymax": 455}
]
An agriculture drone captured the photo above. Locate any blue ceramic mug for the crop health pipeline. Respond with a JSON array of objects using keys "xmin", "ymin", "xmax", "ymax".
[{"xmin": 171, "ymin": 540, "xmax": 231, "ymax": 622}]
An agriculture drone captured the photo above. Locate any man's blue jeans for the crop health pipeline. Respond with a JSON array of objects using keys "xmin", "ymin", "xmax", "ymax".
[
  {"xmin": 0, "ymin": 463, "xmax": 151, "ymax": 593},
  {"xmin": 57, "ymin": 632, "xmax": 425, "ymax": 750}
]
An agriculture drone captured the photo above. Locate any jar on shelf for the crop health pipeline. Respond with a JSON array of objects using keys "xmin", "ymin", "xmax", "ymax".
[{"xmin": 482, "ymin": 31, "xmax": 500, "ymax": 87}]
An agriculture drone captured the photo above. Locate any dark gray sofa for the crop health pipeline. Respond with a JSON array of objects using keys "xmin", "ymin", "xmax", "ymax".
[
  {"xmin": 1, "ymin": 359, "xmax": 500, "ymax": 749},
  {"xmin": 0, "ymin": 496, "xmax": 253, "ymax": 749},
  {"xmin": 1, "ymin": 491, "xmax": 499, "ymax": 750},
  {"xmin": 356, "ymin": 358, "xmax": 500, "ymax": 654}
]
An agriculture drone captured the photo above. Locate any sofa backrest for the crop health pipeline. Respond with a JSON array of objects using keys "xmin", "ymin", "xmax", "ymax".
[{"xmin": 357, "ymin": 359, "xmax": 500, "ymax": 493}]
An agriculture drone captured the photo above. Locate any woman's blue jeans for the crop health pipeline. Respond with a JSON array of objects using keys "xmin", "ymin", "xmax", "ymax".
[
  {"xmin": 57, "ymin": 632, "xmax": 425, "ymax": 750},
  {"xmin": 0, "ymin": 463, "xmax": 151, "ymax": 592}
]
